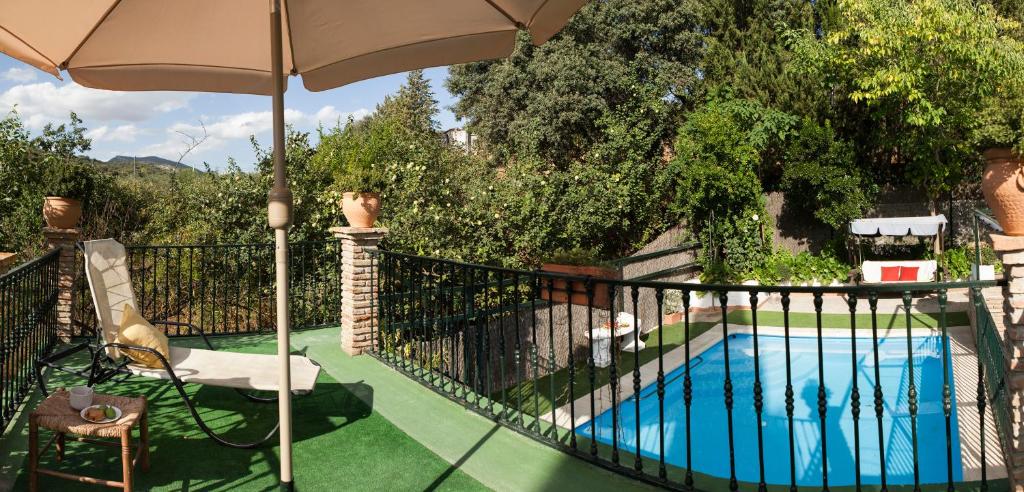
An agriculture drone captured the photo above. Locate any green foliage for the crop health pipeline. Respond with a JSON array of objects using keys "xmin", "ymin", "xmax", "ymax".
[
  {"xmin": 0, "ymin": 111, "xmax": 147, "ymax": 255},
  {"xmin": 544, "ymin": 247, "xmax": 605, "ymax": 266},
  {"xmin": 315, "ymin": 117, "xmax": 392, "ymax": 194},
  {"xmin": 667, "ymin": 97, "xmax": 792, "ymax": 277},
  {"xmin": 938, "ymin": 244, "xmax": 1004, "ymax": 280},
  {"xmin": 780, "ymin": 118, "xmax": 875, "ymax": 228},
  {"xmin": 754, "ymin": 249, "xmax": 852, "ymax": 285},
  {"xmin": 447, "ymin": 0, "xmax": 704, "ymax": 165},
  {"xmin": 700, "ymin": 0, "xmax": 828, "ymax": 121},
  {"xmin": 788, "ymin": 0, "xmax": 1024, "ymax": 199},
  {"xmin": 41, "ymin": 161, "xmax": 95, "ymax": 201}
]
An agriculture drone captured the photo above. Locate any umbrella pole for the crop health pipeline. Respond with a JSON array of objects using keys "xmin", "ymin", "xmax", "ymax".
[{"xmin": 268, "ymin": 1, "xmax": 294, "ymax": 490}]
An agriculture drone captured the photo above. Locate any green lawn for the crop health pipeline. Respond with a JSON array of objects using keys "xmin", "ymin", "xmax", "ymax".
[
  {"xmin": 5, "ymin": 335, "xmax": 486, "ymax": 491},
  {"xmin": 500, "ymin": 308, "xmax": 970, "ymax": 419},
  {"xmin": 726, "ymin": 309, "xmax": 970, "ymax": 330}
]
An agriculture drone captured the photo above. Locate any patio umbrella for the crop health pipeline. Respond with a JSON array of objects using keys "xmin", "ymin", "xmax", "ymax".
[{"xmin": 0, "ymin": 0, "xmax": 586, "ymax": 488}]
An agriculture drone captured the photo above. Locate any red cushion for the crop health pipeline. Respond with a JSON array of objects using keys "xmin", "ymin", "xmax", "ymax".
[
  {"xmin": 899, "ymin": 266, "xmax": 919, "ymax": 281},
  {"xmin": 881, "ymin": 266, "xmax": 901, "ymax": 282}
]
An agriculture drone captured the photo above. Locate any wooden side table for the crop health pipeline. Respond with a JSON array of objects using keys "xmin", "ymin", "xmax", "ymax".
[{"xmin": 28, "ymin": 389, "xmax": 149, "ymax": 492}]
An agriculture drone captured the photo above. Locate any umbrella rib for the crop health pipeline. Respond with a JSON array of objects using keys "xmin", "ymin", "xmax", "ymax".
[
  {"xmin": 528, "ymin": 0, "xmax": 556, "ymax": 27},
  {"xmin": 483, "ymin": 0, "xmax": 526, "ymax": 29},
  {"xmin": 303, "ymin": 28, "xmax": 516, "ymax": 75},
  {"xmin": 60, "ymin": 0, "xmax": 124, "ymax": 70},
  {"xmin": 281, "ymin": 0, "xmax": 298, "ymax": 75},
  {"xmin": 67, "ymin": 62, "xmax": 271, "ymax": 73},
  {"xmin": 0, "ymin": 24, "xmax": 60, "ymax": 73}
]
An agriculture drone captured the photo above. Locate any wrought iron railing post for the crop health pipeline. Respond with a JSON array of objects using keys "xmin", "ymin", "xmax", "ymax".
[{"xmin": 720, "ymin": 290, "xmax": 737, "ymax": 492}]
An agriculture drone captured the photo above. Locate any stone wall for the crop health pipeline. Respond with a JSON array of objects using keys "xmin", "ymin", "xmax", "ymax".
[{"xmin": 987, "ymin": 234, "xmax": 1024, "ymax": 489}]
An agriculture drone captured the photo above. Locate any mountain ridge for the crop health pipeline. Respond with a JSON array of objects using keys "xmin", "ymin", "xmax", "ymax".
[{"xmin": 105, "ymin": 155, "xmax": 190, "ymax": 169}]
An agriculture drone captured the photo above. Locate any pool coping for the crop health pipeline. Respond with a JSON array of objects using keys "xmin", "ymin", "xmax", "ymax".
[{"xmin": 545, "ymin": 323, "xmax": 1006, "ymax": 483}]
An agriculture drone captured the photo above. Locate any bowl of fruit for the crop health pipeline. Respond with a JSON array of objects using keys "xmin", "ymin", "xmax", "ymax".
[{"xmin": 80, "ymin": 404, "xmax": 121, "ymax": 424}]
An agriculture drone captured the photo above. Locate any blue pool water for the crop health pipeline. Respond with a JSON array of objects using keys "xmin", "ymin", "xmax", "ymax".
[{"xmin": 578, "ymin": 334, "xmax": 961, "ymax": 486}]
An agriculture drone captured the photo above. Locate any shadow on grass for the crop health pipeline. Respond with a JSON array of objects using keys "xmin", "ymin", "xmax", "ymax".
[{"xmin": 17, "ymin": 375, "xmax": 373, "ymax": 491}]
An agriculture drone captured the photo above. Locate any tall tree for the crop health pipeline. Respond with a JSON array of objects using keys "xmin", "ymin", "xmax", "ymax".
[
  {"xmin": 447, "ymin": 0, "xmax": 704, "ymax": 166},
  {"xmin": 789, "ymin": 0, "xmax": 1024, "ymax": 210},
  {"xmin": 388, "ymin": 70, "xmax": 438, "ymax": 135},
  {"xmin": 700, "ymin": 0, "xmax": 829, "ymax": 121}
]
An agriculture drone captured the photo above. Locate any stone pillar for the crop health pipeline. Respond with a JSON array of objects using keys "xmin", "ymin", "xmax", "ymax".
[
  {"xmin": 991, "ymin": 234, "xmax": 1024, "ymax": 488},
  {"xmin": 330, "ymin": 226, "xmax": 387, "ymax": 356},
  {"xmin": 0, "ymin": 252, "xmax": 17, "ymax": 275},
  {"xmin": 42, "ymin": 227, "xmax": 81, "ymax": 341}
]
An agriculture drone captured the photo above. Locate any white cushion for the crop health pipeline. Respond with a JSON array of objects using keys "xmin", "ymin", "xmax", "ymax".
[
  {"xmin": 127, "ymin": 346, "xmax": 320, "ymax": 393},
  {"xmin": 861, "ymin": 260, "xmax": 937, "ymax": 284}
]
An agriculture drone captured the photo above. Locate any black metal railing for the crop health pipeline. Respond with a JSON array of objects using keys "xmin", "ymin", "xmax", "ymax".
[
  {"xmin": 369, "ymin": 249, "xmax": 1005, "ymax": 491},
  {"xmin": 72, "ymin": 239, "xmax": 343, "ymax": 337},
  {"xmin": 0, "ymin": 249, "xmax": 60, "ymax": 431}
]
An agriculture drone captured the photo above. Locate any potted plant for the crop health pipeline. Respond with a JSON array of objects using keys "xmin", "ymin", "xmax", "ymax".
[
  {"xmin": 977, "ymin": 97, "xmax": 1024, "ymax": 234},
  {"xmin": 662, "ymin": 289, "xmax": 684, "ymax": 325},
  {"xmin": 317, "ymin": 120, "xmax": 391, "ymax": 228},
  {"xmin": 41, "ymin": 161, "xmax": 93, "ymax": 229},
  {"xmin": 539, "ymin": 248, "xmax": 621, "ymax": 309}
]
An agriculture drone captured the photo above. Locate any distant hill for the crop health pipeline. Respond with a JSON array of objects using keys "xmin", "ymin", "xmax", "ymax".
[{"xmin": 105, "ymin": 155, "xmax": 192, "ymax": 170}]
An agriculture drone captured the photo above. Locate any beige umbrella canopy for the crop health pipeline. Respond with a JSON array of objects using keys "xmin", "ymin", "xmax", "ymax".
[
  {"xmin": 1, "ymin": 0, "xmax": 586, "ymax": 488},
  {"xmin": 1, "ymin": 0, "xmax": 583, "ymax": 94}
]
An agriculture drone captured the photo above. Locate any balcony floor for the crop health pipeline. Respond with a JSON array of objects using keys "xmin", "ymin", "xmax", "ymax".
[{"xmin": 0, "ymin": 328, "xmax": 653, "ymax": 491}]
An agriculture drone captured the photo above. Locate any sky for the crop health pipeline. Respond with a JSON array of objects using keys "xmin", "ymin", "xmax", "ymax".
[{"xmin": 0, "ymin": 57, "xmax": 461, "ymax": 171}]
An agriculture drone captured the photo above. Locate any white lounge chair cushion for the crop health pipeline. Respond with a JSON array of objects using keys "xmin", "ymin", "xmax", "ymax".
[{"xmin": 127, "ymin": 346, "xmax": 320, "ymax": 393}]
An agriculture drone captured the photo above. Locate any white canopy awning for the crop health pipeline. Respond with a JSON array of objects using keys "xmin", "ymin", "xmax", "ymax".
[{"xmin": 849, "ymin": 215, "xmax": 948, "ymax": 237}]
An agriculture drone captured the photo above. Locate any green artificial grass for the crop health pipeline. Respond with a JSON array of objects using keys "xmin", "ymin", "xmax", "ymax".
[
  {"xmin": 7, "ymin": 335, "xmax": 486, "ymax": 491},
  {"xmin": 501, "ymin": 308, "xmax": 970, "ymax": 419},
  {"xmin": 726, "ymin": 309, "xmax": 970, "ymax": 330}
]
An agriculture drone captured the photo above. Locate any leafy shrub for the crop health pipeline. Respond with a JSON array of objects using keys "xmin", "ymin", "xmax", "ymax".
[
  {"xmin": 939, "ymin": 244, "xmax": 1003, "ymax": 280},
  {"xmin": 750, "ymin": 249, "xmax": 852, "ymax": 285},
  {"xmin": 315, "ymin": 117, "xmax": 394, "ymax": 194},
  {"xmin": 42, "ymin": 161, "xmax": 96, "ymax": 201},
  {"xmin": 544, "ymin": 247, "xmax": 606, "ymax": 266},
  {"xmin": 667, "ymin": 97, "xmax": 791, "ymax": 279},
  {"xmin": 781, "ymin": 119, "xmax": 875, "ymax": 229}
]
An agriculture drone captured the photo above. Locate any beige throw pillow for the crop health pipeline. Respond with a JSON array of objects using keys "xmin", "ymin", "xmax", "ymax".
[{"xmin": 117, "ymin": 304, "xmax": 170, "ymax": 369}]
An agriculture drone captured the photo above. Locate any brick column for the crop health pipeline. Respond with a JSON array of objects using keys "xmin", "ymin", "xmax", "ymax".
[
  {"xmin": 991, "ymin": 234, "xmax": 1024, "ymax": 488},
  {"xmin": 42, "ymin": 227, "xmax": 81, "ymax": 341},
  {"xmin": 330, "ymin": 226, "xmax": 386, "ymax": 355}
]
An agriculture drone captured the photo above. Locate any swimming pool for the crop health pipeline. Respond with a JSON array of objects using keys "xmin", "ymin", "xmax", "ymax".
[{"xmin": 578, "ymin": 333, "xmax": 961, "ymax": 487}]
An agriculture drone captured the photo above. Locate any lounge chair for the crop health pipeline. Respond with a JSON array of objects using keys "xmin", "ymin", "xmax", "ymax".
[{"xmin": 35, "ymin": 239, "xmax": 321, "ymax": 448}]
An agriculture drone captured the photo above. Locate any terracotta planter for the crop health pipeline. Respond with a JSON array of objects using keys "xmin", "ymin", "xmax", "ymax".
[
  {"xmin": 341, "ymin": 192, "xmax": 381, "ymax": 228},
  {"xmin": 982, "ymin": 148, "xmax": 1024, "ymax": 235},
  {"xmin": 42, "ymin": 197, "xmax": 82, "ymax": 229},
  {"xmin": 662, "ymin": 312, "xmax": 684, "ymax": 325},
  {"xmin": 539, "ymin": 263, "xmax": 621, "ymax": 310}
]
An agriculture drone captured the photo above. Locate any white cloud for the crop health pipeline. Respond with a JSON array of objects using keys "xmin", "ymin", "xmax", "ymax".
[
  {"xmin": 143, "ymin": 105, "xmax": 370, "ymax": 161},
  {"xmin": 0, "ymin": 82, "xmax": 192, "ymax": 129},
  {"xmin": 86, "ymin": 124, "xmax": 143, "ymax": 143},
  {"xmin": 315, "ymin": 106, "xmax": 371, "ymax": 127},
  {"xmin": 3, "ymin": 67, "xmax": 38, "ymax": 83}
]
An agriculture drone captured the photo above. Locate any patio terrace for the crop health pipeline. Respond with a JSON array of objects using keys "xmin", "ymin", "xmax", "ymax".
[
  {"xmin": 0, "ymin": 327, "xmax": 654, "ymax": 491},
  {"xmin": 0, "ymin": 237, "xmax": 1013, "ymax": 491}
]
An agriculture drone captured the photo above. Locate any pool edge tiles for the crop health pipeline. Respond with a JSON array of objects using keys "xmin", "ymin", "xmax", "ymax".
[{"xmin": 556, "ymin": 325, "xmax": 1006, "ymax": 487}]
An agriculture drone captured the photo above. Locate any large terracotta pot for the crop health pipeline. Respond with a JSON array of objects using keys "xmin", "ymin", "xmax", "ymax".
[
  {"xmin": 42, "ymin": 197, "xmax": 82, "ymax": 229},
  {"xmin": 983, "ymin": 148, "xmax": 1024, "ymax": 235},
  {"xmin": 539, "ymin": 263, "xmax": 622, "ymax": 310},
  {"xmin": 341, "ymin": 192, "xmax": 381, "ymax": 228}
]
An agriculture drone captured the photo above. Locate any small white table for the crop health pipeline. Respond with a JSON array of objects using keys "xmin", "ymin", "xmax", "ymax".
[{"xmin": 586, "ymin": 312, "xmax": 643, "ymax": 368}]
